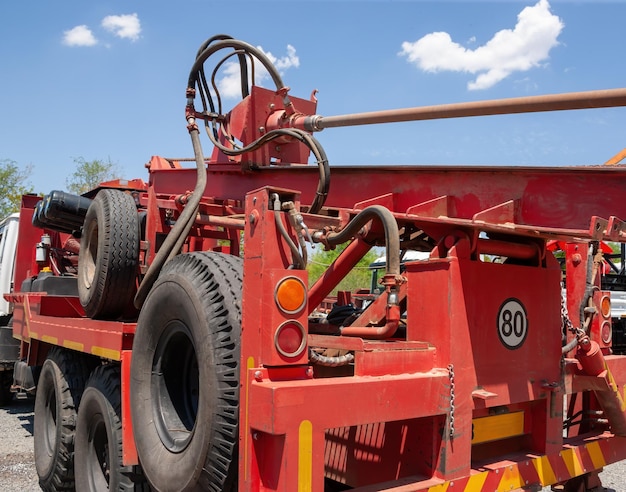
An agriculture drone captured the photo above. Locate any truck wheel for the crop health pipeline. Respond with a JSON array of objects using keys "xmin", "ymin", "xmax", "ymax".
[
  {"xmin": 0, "ymin": 370, "xmax": 12, "ymax": 406},
  {"xmin": 34, "ymin": 347, "xmax": 91, "ymax": 491},
  {"xmin": 131, "ymin": 251, "xmax": 242, "ymax": 492},
  {"xmin": 75, "ymin": 364, "xmax": 149, "ymax": 491},
  {"xmin": 78, "ymin": 189, "xmax": 139, "ymax": 319}
]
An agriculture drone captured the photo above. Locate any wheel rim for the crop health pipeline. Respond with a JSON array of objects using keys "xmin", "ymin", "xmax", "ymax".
[
  {"xmin": 86, "ymin": 412, "xmax": 110, "ymax": 490},
  {"xmin": 152, "ymin": 321, "xmax": 199, "ymax": 453},
  {"xmin": 81, "ymin": 221, "xmax": 98, "ymax": 290}
]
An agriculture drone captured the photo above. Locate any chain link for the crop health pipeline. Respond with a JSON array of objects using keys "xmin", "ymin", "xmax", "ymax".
[
  {"xmin": 448, "ymin": 364, "xmax": 455, "ymax": 438},
  {"xmin": 561, "ymin": 283, "xmax": 586, "ymax": 339}
]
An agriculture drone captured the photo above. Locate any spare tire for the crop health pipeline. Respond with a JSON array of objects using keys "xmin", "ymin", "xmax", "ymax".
[
  {"xmin": 131, "ymin": 251, "xmax": 242, "ymax": 492},
  {"xmin": 78, "ymin": 189, "xmax": 139, "ymax": 319}
]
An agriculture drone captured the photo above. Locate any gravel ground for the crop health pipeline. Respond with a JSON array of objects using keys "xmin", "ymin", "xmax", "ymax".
[
  {"xmin": 0, "ymin": 397, "xmax": 39, "ymax": 491},
  {"xmin": 0, "ymin": 397, "xmax": 623, "ymax": 492}
]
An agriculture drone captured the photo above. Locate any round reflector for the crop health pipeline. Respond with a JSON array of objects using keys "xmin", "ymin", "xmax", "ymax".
[
  {"xmin": 274, "ymin": 321, "xmax": 306, "ymax": 358},
  {"xmin": 601, "ymin": 320, "xmax": 612, "ymax": 345},
  {"xmin": 275, "ymin": 277, "xmax": 306, "ymax": 314}
]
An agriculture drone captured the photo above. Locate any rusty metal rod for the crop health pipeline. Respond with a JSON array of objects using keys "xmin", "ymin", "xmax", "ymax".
[{"xmin": 303, "ymin": 88, "xmax": 626, "ymax": 131}]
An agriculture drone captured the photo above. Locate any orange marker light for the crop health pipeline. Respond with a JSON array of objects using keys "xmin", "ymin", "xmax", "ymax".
[
  {"xmin": 275, "ymin": 277, "xmax": 306, "ymax": 314},
  {"xmin": 600, "ymin": 295, "xmax": 611, "ymax": 318}
]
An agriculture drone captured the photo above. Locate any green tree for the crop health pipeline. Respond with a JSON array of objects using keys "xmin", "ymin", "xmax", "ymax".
[
  {"xmin": 66, "ymin": 157, "xmax": 120, "ymax": 194},
  {"xmin": 307, "ymin": 243, "xmax": 379, "ymax": 295},
  {"xmin": 0, "ymin": 159, "xmax": 34, "ymax": 218}
]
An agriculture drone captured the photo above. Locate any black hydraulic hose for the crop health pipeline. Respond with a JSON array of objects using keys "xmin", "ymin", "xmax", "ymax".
[
  {"xmin": 189, "ymin": 39, "xmax": 285, "ymax": 102},
  {"xmin": 272, "ymin": 195, "xmax": 306, "ymax": 270},
  {"xmin": 195, "ymin": 34, "xmax": 250, "ymax": 100},
  {"xmin": 189, "ymin": 37, "xmax": 331, "ymax": 215},
  {"xmin": 205, "ymin": 126, "xmax": 330, "ymax": 214},
  {"xmin": 134, "ymin": 128, "xmax": 207, "ymax": 309},
  {"xmin": 325, "ymin": 205, "xmax": 400, "ymax": 276}
]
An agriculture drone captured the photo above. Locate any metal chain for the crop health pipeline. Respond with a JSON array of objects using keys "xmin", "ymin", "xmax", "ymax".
[
  {"xmin": 561, "ymin": 283, "xmax": 586, "ymax": 338},
  {"xmin": 561, "ymin": 284, "xmax": 576, "ymax": 334},
  {"xmin": 448, "ymin": 364, "xmax": 455, "ymax": 438}
]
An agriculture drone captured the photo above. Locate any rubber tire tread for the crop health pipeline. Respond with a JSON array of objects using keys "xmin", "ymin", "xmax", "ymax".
[
  {"xmin": 131, "ymin": 251, "xmax": 242, "ymax": 492},
  {"xmin": 75, "ymin": 364, "xmax": 149, "ymax": 491},
  {"xmin": 34, "ymin": 347, "xmax": 92, "ymax": 491},
  {"xmin": 78, "ymin": 189, "xmax": 139, "ymax": 319},
  {"xmin": 0, "ymin": 370, "xmax": 12, "ymax": 407}
]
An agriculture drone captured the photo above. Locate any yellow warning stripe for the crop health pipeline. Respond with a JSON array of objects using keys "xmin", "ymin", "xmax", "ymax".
[
  {"xmin": 498, "ymin": 464, "xmax": 525, "ymax": 491},
  {"xmin": 532, "ymin": 454, "xmax": 557, "ymax": 485},
  {"xmin": 586, "ymin": 441, "xmax": 607, "ymax": 470},
  {"xmin": 419, "ymin": 438, "xmax": 611, "ymax": 491},
  {"xmin": 41, "ymin": 335, "xmax": 58, "ymax": 345},
  {"xmin": 471, "ymin": 411, "xmax": 524, "ymax": 445},
  {"xmin": 91, "ymin": 346, "xmax": 121, "ymax": 360},
  {"xmin": 62, "ymin": 340, "xmax": 85, "ymax": 352},
  {"xmin": 427, "ymin": 483, "xmax": 449, "ymax": 491},
  {"xmin": 561, "ymin": 448, "xmax": 585, "ymax": 478},
  {"xmin": 299, "ymin": 420, "xmax": 313, "ymax": 492}
]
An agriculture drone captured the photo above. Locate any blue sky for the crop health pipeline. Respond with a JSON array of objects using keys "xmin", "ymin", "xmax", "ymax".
[{"xmin": 1, "ymin": 1, "xmax": 625, "ymax": 195}]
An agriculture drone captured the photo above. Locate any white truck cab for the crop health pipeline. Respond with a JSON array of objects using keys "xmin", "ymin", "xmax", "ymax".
[
  {"xmin": 0, "ymin": 213, "xmax": 19, "ymax": 318},
  {"xmin": 0, "ymin": 213, "xmax": 20, "ymax": 405}
]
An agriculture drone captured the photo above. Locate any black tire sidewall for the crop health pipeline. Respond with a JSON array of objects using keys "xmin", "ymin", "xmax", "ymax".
[
  {"xmin": 131, "ymin": 272, "xmax": 217, "ymax": 491},
  {"xmin": 75, "ymin": 385, "xmax": 121, "ymax": 491},
  {"xmin": 34, "ymin": 359, "xmax": 64, "ymax": 485}
]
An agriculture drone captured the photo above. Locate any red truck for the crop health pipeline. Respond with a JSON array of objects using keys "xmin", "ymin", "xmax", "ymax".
[{"xmin": 5, "ymin": 34, "xmax": 626, "ymax": 492}]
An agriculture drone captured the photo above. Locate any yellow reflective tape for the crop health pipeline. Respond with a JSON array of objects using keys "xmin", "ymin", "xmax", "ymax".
[
  {"xmin": 586, "ymin": 441, "xmax": 607, "ymax": 470},
  {"xmin": 606, "ymin": 368, "xmax": 626, "ymax": 412},
  {"xmin": 561, "ymin": 448, "xmax": 584, "ymax": 478},
  {"xmin": 498, "ymin": 464, "xmax": 525, "ymax": 491},
  {"xmin": 472, "ymin": 411, "xmax": 524, "ymax": 445},
  {"xmin": 244, "ymin": 356, "xmax": 255, "ymax": 481},
  {"xmin": 532, "ymin": 455, "xmax": 557, "ymax": 485},
  {"xmin": 428, "ymin": 483, "xmax": 449, "ymax": 492},
  {"xmin": 465, "ymin": 471, "xmax": 488, "ymax": 491},
  {"xmin": 91, "ymin": 346, "xmax": 121, "ymax": 360},
  {"xmin": 63, "ymin": 340, "xmax": 84, "ymax": 352},
  {"xmin": 298, "ymin": 420, "xmax": 313, "ymax": 492},
  {"xmin": 41, "ymin": 335, "xmax": 58, "ymax": 345}
]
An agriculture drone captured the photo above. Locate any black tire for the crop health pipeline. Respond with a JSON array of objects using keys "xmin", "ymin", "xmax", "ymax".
[
  {"xmin": 78, "ymin": 189, "xmax": 139, "ymax": 319},
  {"xmin": 0, "ymin": 369, "xmax": 13, "ymax": 407},
  {"xmin": 131, "ymin": 251, "xmax": 242, "ymax": 492},
  {"xmin": 75, "ymin": 364, "xmax": 149, "ymax": 491},
  {"xmin": 34, "ymin": 347, "xmax": 92, "ymax": 491}
]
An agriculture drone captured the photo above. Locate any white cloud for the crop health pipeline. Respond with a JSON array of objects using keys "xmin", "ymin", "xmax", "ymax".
[
  {"xmin": 400, "ymin": 0, "xmax": 564, "ymax": 90},
  {"xmin": 102, "ymin": 13, "xmax": 141, "ymax": 41},
  {"xmin": 63, "ymin": 25, "xmax": 98, "ymax": 47},
  {"xmin": 217, "ymin": 44, "xmax": 299, "ymax": 99}
]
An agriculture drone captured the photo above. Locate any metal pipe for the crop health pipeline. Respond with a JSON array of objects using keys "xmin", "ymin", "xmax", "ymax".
[
  {"xmin": 340, "ymin": 303, "xmax": 401, "ymax": 340},
  {"xmin": 195, "ymin": 213, "xmax": 245, "ymax": 229},
  {"xmin": 477, "ymin": 238, "xmax": 540, "ymax": 261},
  {"xmin": 307, "ymin": 236, "xmax": 373, "ymax": 313},
  {"xmin": 302, "ymin": 88, "xmax": 626, "ymax": 131}
]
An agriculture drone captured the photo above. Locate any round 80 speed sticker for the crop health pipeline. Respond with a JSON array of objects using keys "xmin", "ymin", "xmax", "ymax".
[{"xmin": 497, "ymin": 298, "xmax": 528, "ymax": 350}]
